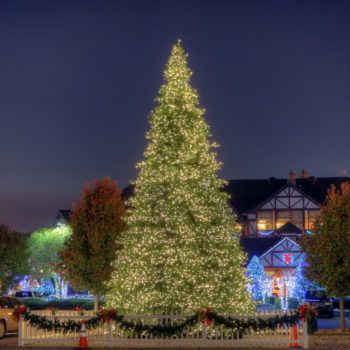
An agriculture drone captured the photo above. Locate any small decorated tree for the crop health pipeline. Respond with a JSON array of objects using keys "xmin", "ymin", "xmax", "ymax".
[
  {"xmin": 246, "ymin": 256, "xmax": 267, "ymax": 301},
  {"xmin": 292, "ymin": 254, "xmax": 309, "ymax": 300},
  {"xmin": 28, "ymin": 226, "xmax": 71, "ymax": 297},
  {"xmin": 106, "ymin": 41, "xmax": 253, "ymax": 313},
  {"xmin": 61, "ymin": 177, "xmax": 126, "ymax": 310}
]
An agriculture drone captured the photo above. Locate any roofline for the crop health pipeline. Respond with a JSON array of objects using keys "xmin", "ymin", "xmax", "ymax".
[
  {"xmin": 258, "ymin": 237, "xmax": 301, "ymax": 261},
  {"xmin": 243, "ymin": 182, "xmax": 320, "ymax": 214}
]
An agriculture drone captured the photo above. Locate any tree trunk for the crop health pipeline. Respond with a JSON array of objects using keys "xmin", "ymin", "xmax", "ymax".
[
  {"xmin": 340, "ymin": 296, "xmax": 347, "ymax": 333},
  {"xmin": 94, "ymin": 294, "xmax": 99, "ymax": 311}
]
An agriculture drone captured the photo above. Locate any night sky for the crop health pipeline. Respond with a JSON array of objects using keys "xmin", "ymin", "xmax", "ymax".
[{"xmin": 1, "ymin": 0, "xmax": 350, "ymax": 231}]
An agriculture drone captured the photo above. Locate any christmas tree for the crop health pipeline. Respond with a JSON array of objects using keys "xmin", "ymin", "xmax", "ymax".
[
  {"xmin": 246, "ymin": 256, "xmax": 267, "ymax": 301},
  {"xmin": 106, "ymin": 41, "xmax": 253, "ymax": 313},
  {"xmin": 292, "ymin": 254, "xmax": 309, "ymax": 300}
]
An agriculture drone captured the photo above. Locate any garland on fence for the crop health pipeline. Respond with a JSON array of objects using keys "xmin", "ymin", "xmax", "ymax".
[{"xmin": 15, "ymin": 305, "xmax": 301, "ymax": 336}]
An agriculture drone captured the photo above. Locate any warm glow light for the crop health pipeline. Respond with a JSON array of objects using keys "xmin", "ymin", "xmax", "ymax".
[
  {"xmin": 257, "ymin": 220, "xmax": 267, "ymax": 230},
  {"xmin": 235, "ymin": 224, "xmax": 243, "ymax": 232},
  {"xmin": 276, "ymin": 221, "xmax": 285, "ymax": 229},
  {"xmin": 106, "ymin": 41, "xmax": 253, "ymax": 314}
]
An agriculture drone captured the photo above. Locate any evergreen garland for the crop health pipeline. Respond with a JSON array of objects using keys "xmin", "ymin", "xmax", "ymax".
[{"xmin": 19, "ymin": 308, "xmax": 301, "ymax": 336}]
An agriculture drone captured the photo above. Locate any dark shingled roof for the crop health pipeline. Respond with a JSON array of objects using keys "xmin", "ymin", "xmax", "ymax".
[
  {"xmin": 276, "ymin": 221, "xmax": 302, "ymax": 235},
  {"xmin": 57, "ymin": 209, "xmax": 71, "ymax": 222},
  {"xmin": 225, "ymin": 177, "xmax": 350, "ymax": 215},
  {"xmin": 122, "ymin": 184, "xmax": 134, "ymax": 200},
  {"xmin": 57, "ymin": 177, "xmax": 350, "ymax": 224},
  {"xmin": 240, "ymin": 237, "xmax": 281, "ymax": 261}
]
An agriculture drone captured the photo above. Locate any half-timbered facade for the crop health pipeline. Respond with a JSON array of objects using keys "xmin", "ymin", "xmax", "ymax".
[
  {"xmin": 247, "ymin": 183, "xmax": 320, "ymax": 237},
  {"xmin": 231, "ymin": 171, "xmax": 350, "ymax": 297},
  {"xmin": 259, "ymin": 237, "xmax": 302, "ymax": 269},
  {"xmin": 226, "ymin": 172, "xmax": 349, "ymax": 238}
]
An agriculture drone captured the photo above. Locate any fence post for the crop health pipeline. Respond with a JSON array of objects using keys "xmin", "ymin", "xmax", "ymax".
[
  {"xmin": 108, "ymin": 320, "xmax": 113, "ymax": 348},
  {"xmin": 202, "ymin": 321, "xmax": 207, "ymax": 343},
  {"xmin": 17, "ymin": 317, "xmax": 23, "ymax": 347},
  {"xmin": 302, "ymin": 320, "xmax": 309, "ymax": 349}
]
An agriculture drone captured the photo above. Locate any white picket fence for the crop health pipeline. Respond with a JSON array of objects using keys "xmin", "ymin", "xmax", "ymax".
[{"xmin": 18, "ymin": 309, "xmax": 309, "ymax": 348}]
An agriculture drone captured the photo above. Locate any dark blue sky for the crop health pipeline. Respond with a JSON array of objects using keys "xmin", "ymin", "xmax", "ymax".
[{"xmin": 1, "ymin": 0, "xmax": 350, "ymax": 231}]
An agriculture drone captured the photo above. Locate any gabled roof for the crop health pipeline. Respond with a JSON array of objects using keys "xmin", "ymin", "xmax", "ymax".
[
  {"xmin": 240, "ymin": 237, "xmax": 281, "ymax": 261},
  {"xmin": 57, "ymin": 209, "xmax": 71, "ymax": 222},
  {"xmin": 55, "ymin": 177, "xmax": 350, "ymax": 224},
  {"xmin": 225, "ymin": 177, "xmax": 350, "ymax": 215},
  {"xmin": 123, "ymin": 184, "xmax": 134, "ymax": 200},
  {"xmin": 53, "ymin": 209, "xmax": 72, "ymax": 226},
  {"xmin": 224, "ymin": 179, "xmax": 285, "ymax": 215},
  {"xmin": 259, "ymin": 237, "xmax": 301, "ymax": 262}
]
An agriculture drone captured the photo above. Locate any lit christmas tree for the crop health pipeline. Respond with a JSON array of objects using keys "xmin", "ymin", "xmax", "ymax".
[
  {"xmin": 246, "ymin": 256, "xmax": 267, "ymax": 301},
  {"xmin": 106, "ymin": 41, "xmax": 253, "ymax": 313},
  {"xmin": 292, "ymin": 254, "xmax": 309, "ymax": 300}
]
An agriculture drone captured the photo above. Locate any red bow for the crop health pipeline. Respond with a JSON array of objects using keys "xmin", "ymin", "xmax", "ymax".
[
  {"xmin": 99, "ymin": 308, "xmax": 117, "ymax": 322},
  {"xmin": 203, "ymin": 307, "xmax": 212, "ymax": 326},
  {"xmin": 299, "ymin": 304, "xmax": 307, "ymax": 320},
  {"xmin": 299, "ymin": 304, "xmax": 318, "ymax": 321},
  {"xmin": 16, "ymin": 306, "xmax": 27, "ymax": 322}
]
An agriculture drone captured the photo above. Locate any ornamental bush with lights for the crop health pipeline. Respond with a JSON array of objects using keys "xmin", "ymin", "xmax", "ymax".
[
  {"xmin": 246, "ymin": 254, "xmax": 312, "ymax": 310},
  {"xmin": 106, "ymin": 41, "xmax": 253, "ymax": 314}
]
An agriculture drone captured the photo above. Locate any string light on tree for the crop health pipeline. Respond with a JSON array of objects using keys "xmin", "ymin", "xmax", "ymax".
[
  {"xmin": 106, "ymin": 41, "xmax": 253, "ymax": 313},
  {"xmin": 292, "ymin": 254, "xmax": 309, "ymax": 300},
  {"xmin": 246, "ymin": 256, "xmax": 267, "ymax": 301}
]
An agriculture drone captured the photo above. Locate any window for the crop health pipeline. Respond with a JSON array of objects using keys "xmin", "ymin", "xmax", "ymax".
[
  {"xmin": 257, "ymin": 211, "xmax": 273, "ymax": 230},
  {"xmin": 305, "ymin": 210, "xmax": 320, "ymax": 230},
  {"xmin": 276, "ymin": 211, "xmax": 289, "ymax": 228},
  {"xmin": 234, "ymin": 224, "xmax": 243, "ymax": 233},
  {"xmin": 276, "ymin": 210, "xmax": 303, "ymax": 229},
  {"xmin": 291, "ymin": 210, "xmax": 303, "ymax": 229}
]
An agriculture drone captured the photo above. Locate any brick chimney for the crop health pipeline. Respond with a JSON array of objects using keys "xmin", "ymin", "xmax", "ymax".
[
  {"xmin": 288, "ymin": 170, "xmax": 296, "ymax": 185},
  {"xmin": 300, "ymin": 169, "xmax": 309, "ymax": 179}
]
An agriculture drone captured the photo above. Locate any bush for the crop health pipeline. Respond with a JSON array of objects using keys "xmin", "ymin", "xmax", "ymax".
[{"xmin": 21, "ymin": 298, "xmax": 105, "ymax": 310}]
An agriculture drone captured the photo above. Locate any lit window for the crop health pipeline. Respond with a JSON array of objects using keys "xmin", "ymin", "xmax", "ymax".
[
  {"xmin": 234, "ymin": 224, "xmax": 243, "ymax": 232},
  {"xmin": 276, "ymin": 221, "xmax": 285, "ymax": 229},
  {"xmin": 257, "ymin": 211, "xmax": 273, "ymax": 230},
  {"xmin": 304, "ymin": 210, "xmax": 320, "ymax": 230},
  {"xmin": 258, "ymin": 220, "xmax": 267, "ymax": 230},
  {"xmin": 276, "ymin": 210, "xmax": 303, "ymax": 229}
]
